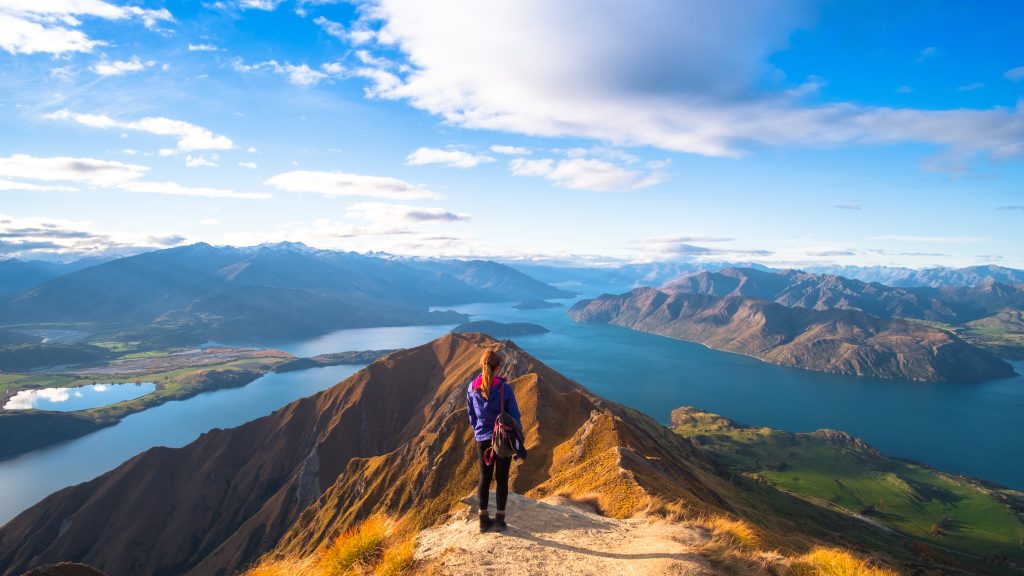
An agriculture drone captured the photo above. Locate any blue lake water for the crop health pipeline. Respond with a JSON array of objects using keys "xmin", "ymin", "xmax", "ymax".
[
  {"xmin": 0, "ymin": 365, "xmax": 359, "ymax": 526},
  {"xmin": 3, "ymin": 382, "xmax": 156, "ymax": 411},
  {"xmin": 0, "ymin": 287, "xmax": 1021, "ymax": 527}
]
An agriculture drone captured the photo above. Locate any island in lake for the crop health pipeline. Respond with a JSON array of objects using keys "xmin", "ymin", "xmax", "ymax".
[{"xmin": 451, "ymin": 320, "xmax": 549, "ymax": 338}]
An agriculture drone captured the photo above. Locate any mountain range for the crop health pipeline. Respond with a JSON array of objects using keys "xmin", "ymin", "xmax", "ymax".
[
  {"xmin": 0, "ymin": 244, "xmax": 569, "ymax": 343},
  {"xmin": 569, "ymin": 286, "xmax": 1013, "ymax": 382},
  {"xmin": 805, "ymin": 264, "xmax": 1024, "ymax": 288},
  {"xmin": 661, "ymin": 267, "xmax": 1024, "ymax": 324}
]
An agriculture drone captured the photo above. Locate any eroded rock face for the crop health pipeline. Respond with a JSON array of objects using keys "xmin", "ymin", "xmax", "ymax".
[
  {"xmin": 569, "ymin": 288, "xmax": 1015, "ymax": 382},
  {"xmin": 0, "ymin": 333, "xmax": 735, "ymax": 576}
]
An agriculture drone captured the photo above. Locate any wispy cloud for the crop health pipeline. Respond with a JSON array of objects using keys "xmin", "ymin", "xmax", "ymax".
[
  {"xmin": 185, "ymin": 155, "xmax": 219, "ymax": 168},
  {"xmin": 916, "ymin": 46, "xmax": 939, "ymax": 63},
  {"xmin": 0, "ymin": 154, "xmax": 147, "ymax": 186},
  {"xmin": 45, "ymin": 110, "xmax": 234, "ymax": 153},
  {"xmin": 0, "ymin": 2, "xmax": 172, "ymax": 55},
  {"xmin": 91, "ymin": 56, "xmax": 154, "ymax": 76},
  {"xmin": 347, "ymin": 202, "xmax": 470, "ymax": 224},
  {"xmin": 833, "ymin": 202, "xmax": 863, "ymax": 210},
  {"xmin": 1004, "ymin": 66, "xmax": 1024, "ymax": 82},
  {"xmin": 233, "ymin": 58, "xmax": 342, "ymax": 86},
  {"xmin": 405, "ymin": 147, "xmax": 495, "ymax": 169},
  {"xmin": 509, "ymin": 155, "xmax": 665, "ymax": 192},
  {"xmin": 957, "ymin": 82, "xmax": 984, "ymax": 92},
  {"xmin": 0, "ymin": 213, "xmax": 184, "ymax": 259},
  {"xmin": 187, "ymin": 43, "xmax": 219, "ymax": 52},
  {"xmin": 264, "ymin": 170, "xmax": 442, "ymax": 200},
  {"xmin": 490, "ymin": 145, "xmax": 531, "ymax": 155},
  {"xmin": 119, "ymin": 181, "xmax": 269, "ymax": 200},
  {"xmin": 0, "ymin": 154, "xmax": 267, "ymax": 200}
]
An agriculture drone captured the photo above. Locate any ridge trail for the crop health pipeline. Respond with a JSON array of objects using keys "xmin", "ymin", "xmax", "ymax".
[{"xmin": 415, "ymin": 492, "xmax": 717, "ymax": 576}]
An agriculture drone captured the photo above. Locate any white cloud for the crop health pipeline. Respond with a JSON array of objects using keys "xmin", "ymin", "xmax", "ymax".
[
  {"xmin": 233, "ymin": 58, "xmax": 341, "ymax": 86},
  {"xmin": 917, "ymin": 46, "xmax": 938, "ymax": 62},
  {"xmin": 0, "ymin": 212, "xmax": 186, "ymax": 259},
  {"xmin": 0, "ymin": 1, "xmax": 173, "ymax": 55},
  {"xmin": 0, "ymin": 179, "xmax": 78, "ymax": 193},
  {"xmin": 509, "ymin": 156, "xmax": 665, "ymax": 191},
  {"xmin": 210, "ymin": 0, "xmax": 286, "ymax": 10},
  {"xmin": 188, "ymin": 43, "xmax": 218, "ymax": 52},
  {"xmin": 405, "ymin": 147, "xmax": 494, "ymax": 168},
  {"xmin": 314, "ymin": 15, "xmax": 374, "ymax": 44},
  {"xmin": 200, "ymin": 218, "xmax": 220, "ymax": 225},
  {"xmin": 1005, "ymin": 66, "xmax": 1024, "ymax": 82},
  {"xmin": 46, "ymin": 109, "xmax": 234, "ymax": 153},
  {"xmin": 119, "ymin": 181, "xmax": 270, "ymax": 200},
  {"xmin": 0, "ymin": 154, "xmax": 147, "ymax": 186},
  {"xmin": 351, "ymin": 1, "xmax": 1024, "ymax": 162},
  {"xmin": 185, "ymin": 154, "xmax": 219, "ymax": 168},
  {"xmin": 490, "ymin": 145, "xmax": 530, "ymax": 155},
  {"xmin": 238, "ymin": 161, "xmax": 258, "ymax": 169},
  {"xmin": 347, "ymin": 202, "xmax": 470, "ymax": 224},
  {"xmin": 264, "ymin": 170, "xmax": 442, "ymax": 200},
  {"xmin": 0, "ymin": 154, "xmax": 267, "ymax": 200},
  {"xmin": 91, "ymin": 56, "xmax": 153, "ymax": 76}
]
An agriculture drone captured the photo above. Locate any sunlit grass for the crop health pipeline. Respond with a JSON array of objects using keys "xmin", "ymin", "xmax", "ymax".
[{"xmin": 789, "ymin": 547, "xmax": 899, "ymax": 576}]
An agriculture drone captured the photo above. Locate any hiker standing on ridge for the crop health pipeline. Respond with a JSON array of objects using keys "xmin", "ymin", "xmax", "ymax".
[{"xmin": 466, "ymin": 349, "xmax": 527, "ymax": 533}]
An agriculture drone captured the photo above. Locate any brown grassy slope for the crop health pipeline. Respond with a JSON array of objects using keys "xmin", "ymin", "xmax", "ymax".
[
  {"xmin": 0, "ymin": 333, "xmax": 736, "ymax": 576},
  {"xmin": 569, "ymin": 288, "xmax": 1014, "ymax": 382}
]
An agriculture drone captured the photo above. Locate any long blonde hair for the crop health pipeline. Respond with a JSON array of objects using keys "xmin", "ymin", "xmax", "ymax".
[{"xmin": 479, "ymin": 349, "xmax": 502, "ymax": 400}]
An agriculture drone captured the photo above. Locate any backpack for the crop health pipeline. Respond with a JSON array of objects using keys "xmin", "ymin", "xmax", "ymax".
[{"xmin": 484, "ymin": 375, "xmax": 530, "ymax": 465}]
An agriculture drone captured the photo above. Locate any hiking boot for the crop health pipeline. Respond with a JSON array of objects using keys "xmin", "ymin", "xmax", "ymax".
[
  {"xmin": 493, "ymin": 513, "xmax": 507, "ymax": 532},
  {"xmin": 479, "ymin": 513, "xmax": 493, "ymax": 533}
]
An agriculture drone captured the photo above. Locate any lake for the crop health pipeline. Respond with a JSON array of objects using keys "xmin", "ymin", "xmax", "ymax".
[
  {"xmin": 3, "ymin": 382, "xmax": 156, "ymax": 411},
  {"xmin": 0, "ymin": 365, "xmax": 359, "ymax": 526},
  {"xmin": 0, "ymin": 288, "xmax": 1021, "ymax": 526}
]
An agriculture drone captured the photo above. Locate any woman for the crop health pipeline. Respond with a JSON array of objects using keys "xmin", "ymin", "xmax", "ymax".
[{"xmin": 466, "ymin": 349, "xmax": 526, "ymax": 532}]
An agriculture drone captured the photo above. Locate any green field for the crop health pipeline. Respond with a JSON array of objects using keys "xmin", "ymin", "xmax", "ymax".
[
  {"xmin": 671, "ymin": 407, "xmax": 1024, "ymax": 564},
  {"xmin": 912, "ymin": 314, "xmax": 1024, "ymax": 360}
]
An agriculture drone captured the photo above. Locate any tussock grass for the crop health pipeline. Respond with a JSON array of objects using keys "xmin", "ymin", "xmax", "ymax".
[
  {"xmin": 373, "ymin": 535, "xmax": 415, "ymax": 576},
  {"xmin": 789, "ymin": 547, "xmax": 898, "ymax": 576},
  {"xmin": 321, "ymin": 514, "xmax": 392, "ymax": 575},
  {"xmin": 701, "ymin": 514, "xmax": 762, "ymax": 551},
  {"xmin": 641, "ymin": 495, "xmax": 691, "ymax": 523},
  {"xmin": 243, "ymin": 513, "xmax": 417, "ymax": 576}
]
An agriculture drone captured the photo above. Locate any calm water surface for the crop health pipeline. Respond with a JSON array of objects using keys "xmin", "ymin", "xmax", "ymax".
[
  {"xmin": 0, "ymin": 365, "xmax": 358, "ymax": 525},
  {"xmin": 3, "ymin": 382, "xmax": 156, "ymax": 411},
  {"xmin": 0, "ymin": 287, "xmax": 1020, "ymax": 526}
]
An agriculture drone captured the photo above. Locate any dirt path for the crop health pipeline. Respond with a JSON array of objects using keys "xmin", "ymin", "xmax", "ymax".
[{"xmin": 415, "ymin": 493, "xmax": 717, "ymax": 576}]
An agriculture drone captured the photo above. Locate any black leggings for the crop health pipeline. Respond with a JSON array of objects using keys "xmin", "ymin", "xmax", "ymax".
[{"xmin": 477, "ymin": 440, "xmax": 511, "ymax": 513}]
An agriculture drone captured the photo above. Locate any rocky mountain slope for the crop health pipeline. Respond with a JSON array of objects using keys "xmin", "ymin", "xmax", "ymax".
[
  {"xmin": 661, "ymin": 267, "xmax": 1024, "ymax": 323},
  {"xmin": 0, "ymin": 334, "xmax": 738, "ymax": 576},
  {"xmin": 569, "ymin": 287, "xmax": 1014, "ymax": 382}
]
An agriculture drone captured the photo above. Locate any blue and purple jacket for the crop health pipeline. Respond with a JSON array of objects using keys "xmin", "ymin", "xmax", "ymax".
[{"xmin": 466, "ymin": 374, "xmax": 522, "ymax": 441}]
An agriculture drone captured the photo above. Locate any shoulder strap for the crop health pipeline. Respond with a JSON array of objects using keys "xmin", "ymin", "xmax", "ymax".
[{"xmin": 499, "ymin": 376, "xmax": 505, "ymax": 413}]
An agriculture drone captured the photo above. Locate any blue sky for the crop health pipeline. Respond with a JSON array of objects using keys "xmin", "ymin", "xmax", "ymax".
[{"xmin": 0, "ymin": 0, "xmax": 1022, "ymax": 268}]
